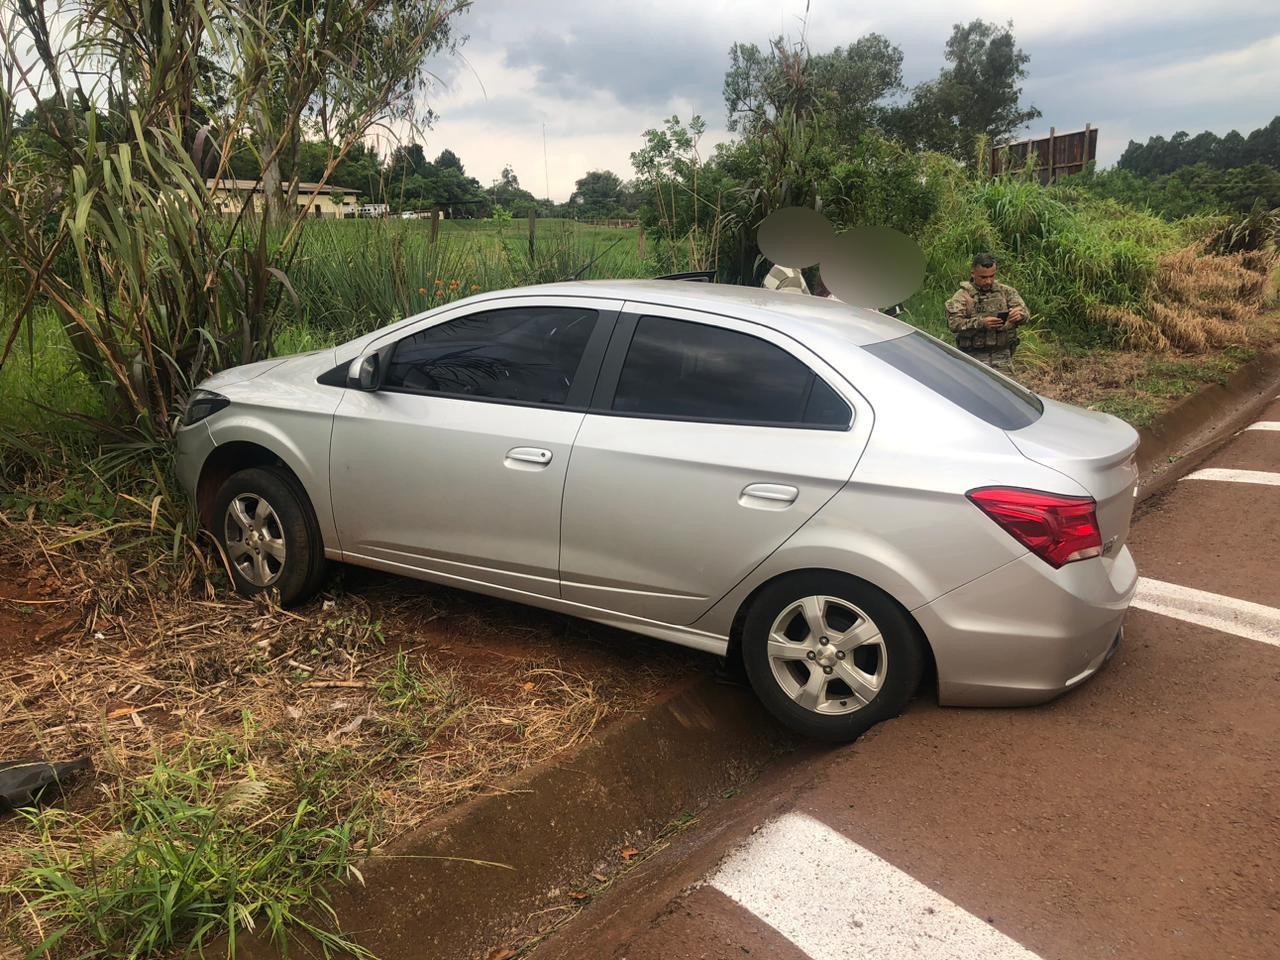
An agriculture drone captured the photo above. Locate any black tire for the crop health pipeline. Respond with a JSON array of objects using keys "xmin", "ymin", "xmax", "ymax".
[
  {"xmin": 741, "ymin": 572, "xmax": 924, "ymax": 742},
  {"xmin": 212, "ymin": 466, "xmax": 326, "ymax": 606}
]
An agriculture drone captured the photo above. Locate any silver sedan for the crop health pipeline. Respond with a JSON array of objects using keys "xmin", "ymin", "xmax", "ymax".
[{"xmin": 175, "ymin": 280, "xmax": 1138, "ymax": 741}]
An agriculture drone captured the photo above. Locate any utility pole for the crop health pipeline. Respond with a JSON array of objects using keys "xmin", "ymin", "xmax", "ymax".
[{"xmin": 542, "ymin": 122, "xmax": 550, "ymax": 203}]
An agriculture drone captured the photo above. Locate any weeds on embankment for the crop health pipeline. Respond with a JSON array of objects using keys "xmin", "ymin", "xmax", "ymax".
[{"xmin": 0, "ymin": 425, "xmax": 609, "ymax": 958}]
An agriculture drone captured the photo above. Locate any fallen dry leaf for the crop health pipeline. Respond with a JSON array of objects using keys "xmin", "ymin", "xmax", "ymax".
[
  {"xmin": 620, "ymin": 845, "xmax": 639, "ymax": 862},
  {"xmin": 568, "ymin": 890, "xmax": 591, "ymax": 901},
  {"xmin": 521, "ymin": 681, "xmax": 535, "ymax": 691},
  {"xmin": 485, "ymin": 949, "xmax": 517, "ymax": 960},
  {"xmin": 592, "ymin": 872, "xmax": 608, "ymax": 883}
]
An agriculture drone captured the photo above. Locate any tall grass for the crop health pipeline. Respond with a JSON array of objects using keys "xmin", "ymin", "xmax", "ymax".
[
  {"xmin": 902, "ymin": 170, "xmax": 1276, "ymax": 353},
  {"xmin": 281, "ymin": 219, "xmax": 654, "ymax": 336}
]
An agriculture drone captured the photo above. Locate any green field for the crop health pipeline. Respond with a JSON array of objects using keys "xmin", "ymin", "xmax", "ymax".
[
  {"xmin": 283, "ymin": 218, "xmax": 650, "ymax": 333},
  {"xmin": 0, "ymin": 219, "xmax": 655, "ymax": 435}
]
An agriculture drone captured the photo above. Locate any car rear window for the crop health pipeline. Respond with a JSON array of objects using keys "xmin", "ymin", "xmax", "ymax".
[{"xmin": 863, "ymin": 331, "xmax": 1043, "ymax": 430}]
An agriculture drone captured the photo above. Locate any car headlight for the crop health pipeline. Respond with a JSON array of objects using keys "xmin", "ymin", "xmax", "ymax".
[{"xmin": 182, "ymin": 389, "xmax": 230, "ymax": 426}]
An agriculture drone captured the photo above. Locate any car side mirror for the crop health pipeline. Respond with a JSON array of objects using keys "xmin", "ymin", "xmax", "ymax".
[{"xmin": 349, "ymin": 353, "xmax": 382, "ymax": 391}]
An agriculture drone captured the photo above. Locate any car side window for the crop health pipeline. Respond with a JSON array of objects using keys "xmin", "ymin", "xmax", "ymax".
[
  {"xmin": 611, "ymin": 315, "xmax": 851, "ymax": 428},
  {"xmin": 384, "ymin": 306, "xmax": 598, "ymax": 405}
]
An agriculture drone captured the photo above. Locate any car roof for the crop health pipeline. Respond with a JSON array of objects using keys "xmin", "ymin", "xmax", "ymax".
[{"xmin": 508, "ymin": 279, "xmax": 915, "ymax": 348}]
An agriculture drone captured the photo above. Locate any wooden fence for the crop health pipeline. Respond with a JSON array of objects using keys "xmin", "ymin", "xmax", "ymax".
[{"xmin": 991, "ymin": 124, "xmax": 1098, "ymax": 184}]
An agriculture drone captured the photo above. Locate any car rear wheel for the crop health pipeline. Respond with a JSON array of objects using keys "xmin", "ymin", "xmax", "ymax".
[
  {"xmin": 741, "ymin": 572, "xmax": 924, "ymax": 742},
  {"xmin": 212, "ymin": 466, "xmax": 325, "ymax": 606}
]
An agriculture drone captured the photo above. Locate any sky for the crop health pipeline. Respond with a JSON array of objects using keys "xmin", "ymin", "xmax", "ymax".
[{"xmin": 402, "ymin": 0, "xmax": 1280, "ymax": 202}]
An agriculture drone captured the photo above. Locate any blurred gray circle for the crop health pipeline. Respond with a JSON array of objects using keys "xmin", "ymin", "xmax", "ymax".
[
  {"xmin": 757, "ymin": 207, "xmax": 836, "ymax": 269},
  {"xmin": 818, "ymin": 226, "xmax": 925, "ymax": 309}
]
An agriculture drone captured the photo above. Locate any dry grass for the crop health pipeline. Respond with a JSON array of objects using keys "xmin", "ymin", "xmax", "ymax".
[
  {"xmin": 1105, "ymin": 246, "xmax": 1280, "ymax": 352},
  {"xmin": 0, "ymin": 513, "xmax": 621, "ymax": 956}
]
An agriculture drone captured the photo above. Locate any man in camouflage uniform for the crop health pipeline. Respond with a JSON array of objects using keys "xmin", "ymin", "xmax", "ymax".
[{"xmin": 945, "ymin": 253, "xmax": 1028, "ymax": 371}]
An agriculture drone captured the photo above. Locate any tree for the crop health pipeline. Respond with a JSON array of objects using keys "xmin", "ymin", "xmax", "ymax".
[
  {"xmin": 245, "ymin": 0, "xmax": 468, "ymax": 219},
  {"xmin": 0, "ymin": 0, "xmax": 471, "ymax": 430},
  {"xmin": 631, "ymin": 115, "xmax": 736, "ymax": 271},
  {"xmin": 1118, "ymin": 117, "xmax": 1280, "ymax": 175},
  {"xmin": 292, "ymin": 139, "xmax": 382, "ymax": 198},
  {"xmin": 723, "ymin": 33, "xmax": 903, "ymax": 143},
  {"xmin": 811, "ymin": 35, "xmax": 904, "ymax": 144},
  {"xmin": 887, "ymin": 19, "xmax": 1040, "ymax": 162},
  {"xmin": 492, "ymin": 165, "xmax": 538, "ymax": 213},
  {"xmin": 389, "ymin": 143, "xmax": 431, "ymax": 177},
  {"xmin": 435, "ymin": 148, "xmax": 464, "ymax": 173},
  {"xmin": 569, "ymin": 170, "xmax": 625, "ymax": 218}
]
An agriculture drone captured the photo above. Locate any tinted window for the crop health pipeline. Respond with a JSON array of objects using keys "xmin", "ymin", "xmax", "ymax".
[
  {"xmin": 864, "ymin": 331, "xmax": 1043, "ymax": 430},
  {"xmin": 612, "ymin": 316, "xmax": 850, "ymax": 427},
  {"xmin": 385, "ymin": 306, "xmax": 597, "ymax": 405}
]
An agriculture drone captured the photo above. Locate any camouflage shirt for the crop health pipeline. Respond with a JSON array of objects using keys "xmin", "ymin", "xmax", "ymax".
[
  {"xmin": 945, "ymin": 280, "xmax": 1028, "ymax": 330},
  {"xmin": 945, "ymin": 280, "xmax": 1028, "ymax": 350}
]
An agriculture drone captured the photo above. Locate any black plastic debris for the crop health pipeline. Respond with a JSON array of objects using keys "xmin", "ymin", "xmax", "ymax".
[{"xmin": 0, "ymin": 757, "xmax": 91, "ymax": 812}]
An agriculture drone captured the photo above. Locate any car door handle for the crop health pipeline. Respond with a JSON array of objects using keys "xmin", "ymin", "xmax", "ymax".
[
  {"xmin": 506, "ymin": 446, "xmax": 553, "ymax": 466},
  {"xmin": 741, "ymin": 483, "xmax": 799, "ymax": 504}
]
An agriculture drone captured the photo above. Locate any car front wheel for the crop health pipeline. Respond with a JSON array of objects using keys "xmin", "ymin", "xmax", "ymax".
[
  {"xmin": 212, "ymin": 466, "xmax": 325, "ymax": 606},
  {"xmin": 741, "ymin": 572, "xmax": 924, "ymax": 742}
]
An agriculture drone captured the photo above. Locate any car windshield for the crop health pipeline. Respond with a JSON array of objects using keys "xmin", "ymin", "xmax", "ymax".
[{"xmin": 863, "ymin": 331, "xmax": 1043, "ymax": 430}]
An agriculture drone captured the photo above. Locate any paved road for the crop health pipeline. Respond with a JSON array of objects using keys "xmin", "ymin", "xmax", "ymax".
[{"xmin": 539, "ymin": 399, "xmax": 1280, "ymax": 960}]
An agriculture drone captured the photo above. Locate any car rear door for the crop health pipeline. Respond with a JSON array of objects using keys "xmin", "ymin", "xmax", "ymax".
[
  {"xmin": 558, "ymin": 304, "xmax": 871, "ymax": 625},
  {"xmin": 329, "ymin": 296, "xmax": 617, "ymax": 598}
]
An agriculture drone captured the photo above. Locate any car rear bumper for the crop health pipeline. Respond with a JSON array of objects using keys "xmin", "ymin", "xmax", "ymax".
[{"xmin": 914, "ymin": 545, "xmax": 1137, "ymax": 707}]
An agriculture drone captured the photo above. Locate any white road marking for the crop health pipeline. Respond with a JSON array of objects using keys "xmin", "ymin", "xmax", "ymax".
[
  {"xmin": 710, "ymin": 813, "xmax": 1042, "ymax": 960},
  {"xmin": 1132, "ymin": 578, "xmax": 1280, "ymax": 647},
  {"xmin": 1244, "ymin": 421, "xmax": 1280, "ymax": 431},
  {"xmin": 1181, "ymin": 468, "xmax": 1280, "ymax": 486}
]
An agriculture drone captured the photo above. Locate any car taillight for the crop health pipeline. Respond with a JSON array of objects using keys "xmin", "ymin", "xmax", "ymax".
[{"xmin": 966, "ymin": 487, "xmax": 1103, "ymax": 569}]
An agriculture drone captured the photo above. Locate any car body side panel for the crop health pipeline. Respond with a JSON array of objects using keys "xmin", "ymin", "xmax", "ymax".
[
  {"xmin": 691, "ymin": 361, "xmax": 1086, "ymax": 639},
  {"xmin": 330, "ymin": 392, "xmax": 585, "ymax": 597},
  {"xmin": 174, "ymin": 421, "xmax": 215, "ymax": 505},
  {"xmin": 328, "ymin": 551, "xmax": 731, "ymax": 655},
  {"xmin": 559, "ymin": 303, "xmax": 876, "ymax": 625}
]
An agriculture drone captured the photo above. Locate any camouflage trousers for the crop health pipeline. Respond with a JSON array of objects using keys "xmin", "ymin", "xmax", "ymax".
[{"xmin": 965, "ymin": 346, "xmax": 1014, "ymax": 371}]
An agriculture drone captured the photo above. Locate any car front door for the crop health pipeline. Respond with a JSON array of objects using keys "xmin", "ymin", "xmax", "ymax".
[
  {"xmin": 330, "ymin": 297, "xmax": 617, "ymax": 598},
  {"xmin": 559, "ymin": 305, "xmax": 870, "ymax": 625}
]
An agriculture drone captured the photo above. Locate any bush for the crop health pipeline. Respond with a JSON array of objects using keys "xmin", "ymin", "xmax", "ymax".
[{"xmin": 900, "ymin": 169, "xmax": 1277, "ymax": 353}]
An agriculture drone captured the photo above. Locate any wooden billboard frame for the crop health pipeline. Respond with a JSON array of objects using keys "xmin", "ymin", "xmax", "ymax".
[{"xmin": 991, "ymin": 124, "xmax": 1098, "ymax": 183}]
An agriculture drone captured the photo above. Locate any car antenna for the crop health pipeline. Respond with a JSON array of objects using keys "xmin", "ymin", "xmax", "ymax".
[{"xmin": 565, "ymin": 236, "xmax": 627, "ymax": 282}]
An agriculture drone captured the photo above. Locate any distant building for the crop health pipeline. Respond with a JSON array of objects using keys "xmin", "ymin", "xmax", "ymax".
[{"xmin": 207, "ymin": 179, "xmax": 359, "ymax": 219}]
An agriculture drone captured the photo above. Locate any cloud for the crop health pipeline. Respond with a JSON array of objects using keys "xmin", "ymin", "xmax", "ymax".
[
  {"xmin": 503, "ymin": 29, "xmax": 727, "ymax": 108},
  {"xmin": 417, "ymin": 0, "xmax": 1280, "ymax": 198}
]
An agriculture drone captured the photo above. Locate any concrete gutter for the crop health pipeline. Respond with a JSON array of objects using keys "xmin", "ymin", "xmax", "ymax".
[
  {"xmin": 1135, "ymin": 346, "xmax": 1280, "ymax": 502},
  {"xmin": 224, "ymin": 345, "xmax": 1280, "ymax": 960}
]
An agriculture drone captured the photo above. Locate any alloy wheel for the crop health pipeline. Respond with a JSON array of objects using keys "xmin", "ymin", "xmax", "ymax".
[
  {"xmin": 766, "ymin": 595, "xmax": 888, "ymax": 715},
  {"xmin": 224, "ymin": 493, "xmax": 287, "ymax": 587}
]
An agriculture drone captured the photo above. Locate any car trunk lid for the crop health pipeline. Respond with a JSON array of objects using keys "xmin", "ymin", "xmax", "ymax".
[{"xmin": 1007, "ymin": 397, "xmax": 1140, "ymax": 555}]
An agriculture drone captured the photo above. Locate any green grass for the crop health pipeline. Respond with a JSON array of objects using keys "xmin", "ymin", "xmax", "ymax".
[
  {"xmin": 0, "ymin": 219, "xmax": 653, "ymax": 438},
  {"xmin": 1089, "ymin": 393, "xmax": 1167, "ymax": 427},
  {"xmin": 1087, "ymin": 346, "xmax": 1256, "ymax": 427},
  {"xmin": 278, "ymin": 218, "xmax": 651, "ymax": 337},
  {"xmin": 904, "ymin": 177, "xmax": 1189, "ymax": 350},
  {"xmin": 0, "ymin": 308, "xmax": 104, "ymax": 436},
  {"xmin": 3, "ymin": 740, "xmax": 371, "ymax": 960}
]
